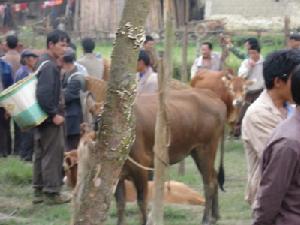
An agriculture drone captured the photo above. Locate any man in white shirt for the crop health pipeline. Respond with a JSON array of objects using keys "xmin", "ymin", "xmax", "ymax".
[
  {"xmin": 242, "ymin": 49, "xmax": 300, "ymax": 208},
  {"xmin": 191, "ymin": 42, "xmax": 221, "ymax": 79},
  {"xmin": 233, "ymin": 44, "xmax": 264, "ymax": 137},
  {"xmin": 238, "ymin": 44, "xmax": 264, "ymax": 92},
  {"xmin": 136, "ymin": 50, "xmax": 158, "ymax": 95}
]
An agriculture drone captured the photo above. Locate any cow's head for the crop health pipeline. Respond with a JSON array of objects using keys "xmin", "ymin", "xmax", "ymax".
[
  {"xmin": 64, "ymin": 150, "xmax": 78, "ymax": 188},
  {"xmin": 221, "ymin": 69, "xmax": 254, "ymax": 108}
]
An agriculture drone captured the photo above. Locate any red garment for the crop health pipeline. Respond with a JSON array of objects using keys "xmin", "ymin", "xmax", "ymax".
[
  {"xmin": 42, "ymin": 0, "xmax": 64, "ymax": 8},
  {"xmin": 13, "ymin": 3, "xmax": 28, "ymax": 12}
]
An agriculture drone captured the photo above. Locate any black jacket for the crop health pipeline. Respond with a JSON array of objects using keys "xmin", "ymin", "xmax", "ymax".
[
  {"xmin": 36, "ymin": 54, "xmax": 63, "ymax": 125},
  {"xmin": 62, "ymin": 68, "xmax": 85, "ymax": 135}
]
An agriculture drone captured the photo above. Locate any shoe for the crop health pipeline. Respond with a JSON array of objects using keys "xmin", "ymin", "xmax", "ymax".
[
  {"xmin": 32, "ymin": 189, "xmax": 44, "ymax": 204},
  {"xmin": 43, "ymin": 192, "xmax": 72, "ymax": 205}
]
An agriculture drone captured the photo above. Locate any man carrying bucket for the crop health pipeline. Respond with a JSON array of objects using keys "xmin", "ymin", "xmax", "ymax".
[
  {"xmin": 33, "ymin": 30, "xmax": 71, "ymax": 205},
  {"xmin": 15, "ymin": 50, "xmax": 39, "ymax": 161}
]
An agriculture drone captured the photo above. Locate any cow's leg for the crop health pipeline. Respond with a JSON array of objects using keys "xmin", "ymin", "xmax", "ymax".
[
  {"xmin": 115, "ymin": 179, "xmax": 126, "ymax": 225},
  {"xmin": 132, "ymin": 170, "xmax": 148, "ymax": 225},
  {"xmin": 191, "ymin": 144, "xmax": 218, "ymax": 225}
]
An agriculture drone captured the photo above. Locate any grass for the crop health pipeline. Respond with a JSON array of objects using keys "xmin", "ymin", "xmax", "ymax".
[{"xmin": 0, "ymin": 140, "xmax": 252, "ymax": 225}]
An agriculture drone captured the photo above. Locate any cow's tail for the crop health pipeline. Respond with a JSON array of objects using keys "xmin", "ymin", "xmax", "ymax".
[{"xmin": 218, "ymin": 127, "xmax": 225, "ymax": 192}]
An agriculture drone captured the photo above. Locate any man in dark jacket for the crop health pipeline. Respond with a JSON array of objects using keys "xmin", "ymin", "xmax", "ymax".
[
  {"xmin": 61, "ymin": 48, "xmax": 85, "ymax": 151},
  {"xmin": 252, "ymin": 64, "xmax": 300, "ymax": 225},
  {"xmin": 33, "ymin": 30, "xmax": 71, "ymax": 205}
]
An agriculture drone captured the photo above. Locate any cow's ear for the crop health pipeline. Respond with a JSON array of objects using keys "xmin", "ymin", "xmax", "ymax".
[{"xmin": 246, "ymin": 79, "xmax": 256, "ymax": 86}]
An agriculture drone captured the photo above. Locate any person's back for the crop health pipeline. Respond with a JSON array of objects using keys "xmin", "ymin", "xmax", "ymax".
[
  {"xmin": 0, "ymin": 58, "xmax": 13, "ymax": 158},
  {"xmin": 0, "ymin": 58, "xmax": 13, "ymax": 91},
  {"xmin": 2, "ymin": 35, "xmax": 20, "ymax": 80},
  {"xmin": 61, "ymin": 49, "xmax": 85, "ymax": 151},
  {"xmin": 78, "ymin": 37, "xmax": 104, "ymax": 79},
  {"xmin": 253, "ymin": 66, "xmax": 300, "ymax": 225}
]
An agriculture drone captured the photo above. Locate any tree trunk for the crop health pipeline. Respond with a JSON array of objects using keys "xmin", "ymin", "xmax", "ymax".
[
  {"xmin": 71, "ymin": 1, "xmax": 150, "ymax": 225},
  {"xmin": 147, "ymin": 1, "xmax": 174, "ymax": 225}
]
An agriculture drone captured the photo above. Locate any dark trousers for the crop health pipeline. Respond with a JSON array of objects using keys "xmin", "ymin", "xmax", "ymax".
[
  {"xmin": 233, "ymin": 89, "xmax": 263, "ymax": 137},
  {"xmin": 0, "ymin": 108, "xmax": 10, "ymax": 157},
  {"xmin": 19, "ymin": 128, "xmax": 34, "ymax": 161},
  {"xmin": 66, "ymin": 134, "xmax": 80, "ymax": 151},
  {"xmin": 33, "ymin": 124, "xmax": 65, "ymax": 193},
  {"xmin": 13, "ymin": 122, "xmax": 22, "ymax": 155}
]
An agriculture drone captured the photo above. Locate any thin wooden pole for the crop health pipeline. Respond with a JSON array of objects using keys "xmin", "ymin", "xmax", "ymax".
[
  {"xmin": 73, "ymin": 0, "xmax": 80, "ymax": 35},
  {"xmin": 284, "ymin": 16, "xmax": 290, "ymax": 48},
  {"xmin": 147, "ymin": 0, "xmax": 174, "ymax": 225},
  {"xmin": 181, "ymin": 0, "xmax": 189, "ymax": 83},
  {"xmin": 178, "ymin": 0, "xmax": 189, "ymax": 176}
]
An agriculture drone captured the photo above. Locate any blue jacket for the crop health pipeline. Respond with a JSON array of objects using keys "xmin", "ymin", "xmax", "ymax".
[
  {"xmin": 15, "ymin": 65, "xmax": 31, "ymax": 82},
  {"xmin": 0, "ymin": 59, "xmax": 13, "ymax": 90}
]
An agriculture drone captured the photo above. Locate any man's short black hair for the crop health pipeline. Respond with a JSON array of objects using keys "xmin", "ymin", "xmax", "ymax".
[
  {"xmin": 138, "ymin": 50, "xmax": 150, "ymax": 66},
  {"xmin": 202, "ymin": 42, "xmax": 213, "ymax": 50},
  {"xmin": 47, "ymin": 30, "xmax": 70, "ymax": 49},
  {"xmin": 249, "ymin": 44, "xmax": 261, "ymax": 53},
  {"xmin": 289, "ymin": 33, "xmax": 300, "ymax": 41},
  {"xmin": 263, "ymin": 49, "xmax": 300, "ymax": 89},
  {"xmin": 291, "ymin": 65, "xmax": 300, "ymax": 105},
  {"xmin": 6, "ymin": 35, "xmax": 18, "ymax": 49},
  {"xmin": 81, "ymin": 37, "xmax": 95, "ymax": 53},
  {"xmin": 245, "ymin": 37, "xmax": 258, "ymax": 47},
  {"xmin": 144, "ymin": 35, "xmax": 154, "ymax": 44}
]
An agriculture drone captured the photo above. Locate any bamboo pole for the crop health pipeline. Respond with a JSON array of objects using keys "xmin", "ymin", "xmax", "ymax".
[
  {"xmin": 178, "ymin": 0, "xmax": 189, "ymax": 176},
  {"xmin": 147, "ymin": 0, "xmax": 174, "ymax": 224}
]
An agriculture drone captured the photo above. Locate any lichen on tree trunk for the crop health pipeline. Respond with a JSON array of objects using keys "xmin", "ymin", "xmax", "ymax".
[{"xmin": 71, "ymin": 1, "xmax": 150, "ymax": 225}]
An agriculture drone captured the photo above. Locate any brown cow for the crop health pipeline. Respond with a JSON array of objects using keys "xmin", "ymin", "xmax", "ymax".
[
  {"xmin": 115, "ymin": 88, "xmax": 227, "ymax": 225},
  {"xmin": 79, "ymin": 79, "xmax": 226, "ymax": 225},
  {"xmin": 191, "ymin": 69, "xmax": 253, "ymax": 132}
]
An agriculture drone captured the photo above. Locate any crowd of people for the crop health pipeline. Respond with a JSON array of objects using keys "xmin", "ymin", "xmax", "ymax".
[
  {"xmin": 0, "ymin": 30, "xmax": 110, "ymax": 204},
  {"xmin": 0, "ymin": 30, "xmax": 159, "ymax": 205},
  {"xmin": 1, "ymin": 29, "xmax": 300, "ymax": 224}
]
